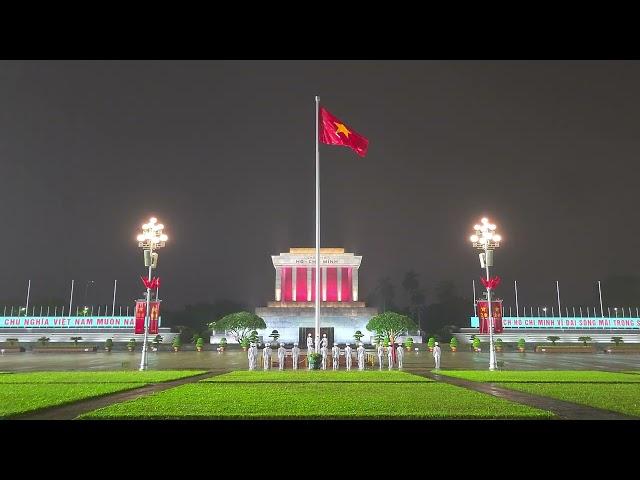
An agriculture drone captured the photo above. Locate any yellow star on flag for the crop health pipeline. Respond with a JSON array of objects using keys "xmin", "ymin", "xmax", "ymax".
[{"xmin": 334, "ymin": 122, "xmax": 351, "ymax": 138}]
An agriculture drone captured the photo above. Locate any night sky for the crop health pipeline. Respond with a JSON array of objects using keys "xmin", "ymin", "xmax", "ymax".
[{"xmin": 1, "ymin": 60, "xmax": 639, "ymax": 312}]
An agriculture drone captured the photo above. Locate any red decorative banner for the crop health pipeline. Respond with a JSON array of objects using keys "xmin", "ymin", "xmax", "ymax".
[
  {"xmin": 476, "ymin": 300, "xmax": 503, "ymax": 334},
  {"xmin": 135, "ymin": 300, "xmax": 146, "ymax": 334},
  {"xmin": 134, "ymin": 300, "xmax": 161, "ymax": 334},
  {"xmin": 148, "ymin": 301, "xmax": 160, "ymax": 335},
  {"xmin": 140, "ymin": 276, "xmax": 161, "ymax": 290},
  {"xmin": 480, "ymin": 276, "xmax": 501, "ymax": 290}
]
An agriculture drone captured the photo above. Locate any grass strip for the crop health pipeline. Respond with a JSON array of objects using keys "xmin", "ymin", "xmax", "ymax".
[
  {"xmin": 82, "ymin": 382, "xmax": 551, "ymax": 419},
  {"xmin": 0, "ymin": 383, "xmax": 145, "ymax": 417},
  {"xmin": 203, "ymin": 370, "xmax": 430, "ymax": 383},
  {"xmin": 436, "ymin": 370, "xmax": 640, "ymax": 383},
  {"xmin": 0, "ymin": 370, "xmax": 207, "ymax": 384},
  {"xmin": 500, "ymin": 383, "xmax": 640, "ymax": 418}
]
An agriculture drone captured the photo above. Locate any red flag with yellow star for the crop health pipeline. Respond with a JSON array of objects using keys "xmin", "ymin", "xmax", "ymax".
[{"xmin": 319, "ymin": 107, "xmax": 369, "ymax": 157}]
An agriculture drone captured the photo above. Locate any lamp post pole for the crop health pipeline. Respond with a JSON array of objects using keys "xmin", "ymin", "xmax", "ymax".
[
  {"xmin": 137, "ymin": 217, "xmax": 167, "ymax": 371},
  {"xmin": 139, "ymin": 242, "xmax": 154, "ymax": 371},
  {"xmin": 470, "ymin": 217, "xmax": 501, "ymax": 371},
  {"xmin": 484, "ymin": 242, "xmax": 496, "ymax": 371}
]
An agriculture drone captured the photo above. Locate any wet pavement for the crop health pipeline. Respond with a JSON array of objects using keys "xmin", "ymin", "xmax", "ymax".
[{"xmin": 0, "ymin": 348, "xmax": 638, "ymax": 372}]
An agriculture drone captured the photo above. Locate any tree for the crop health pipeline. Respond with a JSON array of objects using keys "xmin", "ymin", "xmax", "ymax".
[
  {"xmin": 435, "ymin": 280, "xmax": 457, "ymax": 303},
  {"xmin": 165, "ymin": 300, "xmax": 246, "ymax": 337},
  {"xmin": 209, "ymin": 311, "xmax": 266, "ymax": 344},
  {"xmin": 353, "ymin": 330, "xmax": 364, "ymax": 343},
  {"xmin": 611, "ymin": 336, "xmax": 624, "ymax": 345},
  {"xmin": 578, "ymin": 336, "xmax": 592, "ymax": 346},
  {"xmin": 37, "ymin": 336, "xmax": 50, "ymax": 346},
  {"xmin": 269, "ymin": 330, "xmax": 280, "ymax": 344},
  {"xmin": 70, "ymin": 336, "xmax": 82, "ymax": 347},
  {"xmin": 547, "ymin": 336, "xmax": 560, "ymax": 345},
  {"xmin": 424, "ymin": 281, "xmax": 472, "ymax": 340},
  {"xmin": 366, "ymin": 311, "xmax": 415, "ymax": 363}
]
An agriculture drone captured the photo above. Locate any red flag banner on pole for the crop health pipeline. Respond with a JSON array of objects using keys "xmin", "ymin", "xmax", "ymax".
[
  {"xmin": 319, "ymin": 107, "xmax": 369, "ymax": 157},
  {"xmin": 135, "ymin": 300, "xmax": 146, "ymax": 334},
  {"xmin": 476, "ymin": 300, "xmax": 503, "ymax": 334},
  {"xmin": 134, "ymin": 300, "xmax": 161, "ymax": 334},
  {"xmin": 148, "ymin": 301, "xmax": 161, "ymax": 335},
  {"xmin": 477, "ymin": 301, "xmax": 490, "ymax": 334},
  {"xmin": 493, "ymin": 301, "xmax": 503, "ymax": 333}
]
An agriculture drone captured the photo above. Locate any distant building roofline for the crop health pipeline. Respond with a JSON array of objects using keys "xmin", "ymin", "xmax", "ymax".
[{"xmin": 289, "ymin": 248, "xmax": 345, "ymax": 254}]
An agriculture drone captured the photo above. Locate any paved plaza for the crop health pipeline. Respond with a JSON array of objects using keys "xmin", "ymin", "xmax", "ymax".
[{"xmin": 1, "ymin": 349, "xmax": 638, "ymax": 372}]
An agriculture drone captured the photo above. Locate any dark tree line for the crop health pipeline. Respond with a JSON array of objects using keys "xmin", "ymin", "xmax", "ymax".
[{"xmin": 366, "ymin": 272, "xmax": 472, "ymax": 342}]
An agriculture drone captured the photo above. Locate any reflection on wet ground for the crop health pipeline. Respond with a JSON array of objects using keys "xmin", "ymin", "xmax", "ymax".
[{"xmin": 1, "ymin": 348, "xmax": 638, "ymax": 372}]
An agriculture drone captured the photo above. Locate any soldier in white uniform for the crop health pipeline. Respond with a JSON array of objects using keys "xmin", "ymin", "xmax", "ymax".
[
  {"xmin": 344, "ymin": 343, "xmax": 353, "ymax": 371},
  {"xmin": 377, "ymin": 343, "xmax": 385, "ymax": 370},
  {"xmin": 291, "ymin": 342, "xmax": 300, "ymax": 370},
  {"xmin": 262, "ymin": 343, "xmax": 271, "ymax": 370},
  {"xmin": 277, "ymin": 343, "xmax": 286, "ymax": 370},
  {"xmin": 433, "ymin": 341, "xmax": 442, "ymax": 370},
  {"xmin": 387, "ymin": 344, "xmax": 394, "ymax": 370},
  {"xmin": 306, "ymin": 333, "xmax": 314, "ymax": 369},
  {"xmin": 396, "ymin": 343, "xmax": 404, "ymax": 369},
  {"xmin": 321, "ymin": 333, "xmax": 329, "ymax": 349},
  {"xmin": 357, "ymin": 342, "xmax": 365, "ymax": 371},
  {"xmin": 331, "ymin": 343, "xmax": 340, "ymax": 370},
  {"xmin": 248, "ymin": 343, "xmax": 256, "ymax": 370},
  {"xmin": 320, "ymin": 344, "xmax": 328, "ymax": 370}
]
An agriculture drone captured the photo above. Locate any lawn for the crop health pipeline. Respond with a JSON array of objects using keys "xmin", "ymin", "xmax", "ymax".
[
  {"xmin": 501, "ymin": 383, "xmax": 640, "ymax": 417},
  {"xmin": 436, "ymin": 370, "xmax": 640, "ymax": 383},
  {"xmin": 82, "ymin": 372, "xmax": 551, "ymax": 419},
  {"xmin": 204, "ymin": 370, "xmax": 430, "ymax": 382},
  {"xmin": 0, "ymin": 370, "xmax": 207, "ymax": 418},
  {"xmin": 0, "ymin": 370, "xmax": 207, "ymax": 384},
  {"xmin": 0, "ymin": 383, "xmax": 145, "ymax": 417}
]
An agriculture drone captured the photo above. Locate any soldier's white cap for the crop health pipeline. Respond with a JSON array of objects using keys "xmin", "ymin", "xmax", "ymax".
[
  {"xmin": 280, "ymin": 343, "xmax": 284, "ymax": 347},
  {"xmin": 334, "ymin": 343, "xmax": 338, "ymax": 346},
  {"xmin": 294, "ymin": 342, "xmax": 298, "ymax": 345},
  {"xmin": 435, "ymin": 342, "xmax": 439, "ymax": 346},
  {"xmin": 308, "ymin": 333, "xmax": 312, "ymax": 336}
]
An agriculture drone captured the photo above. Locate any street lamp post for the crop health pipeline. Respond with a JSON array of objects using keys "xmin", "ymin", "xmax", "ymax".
[
  {"xmin": 136, "ymin": 217, "xmax": 167, "ymax": 371},
  {"xmin": 470, "ymin": 217, "xmax": 501, "ymax": 371}
]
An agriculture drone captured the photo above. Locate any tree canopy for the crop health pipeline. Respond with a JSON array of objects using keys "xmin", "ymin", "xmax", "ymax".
[
  {"xmin": 209, "ymin": 311, "xmax": 266, "ymax": 343},
  {"xmin": 366, "ymin": 311, "xmax": 415, "ymax": 341}
]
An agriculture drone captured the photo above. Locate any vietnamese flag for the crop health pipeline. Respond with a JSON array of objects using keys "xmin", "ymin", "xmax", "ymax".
[{"xmin": 319, "ymin": 107, "xmax": 369, "ymax": 157}]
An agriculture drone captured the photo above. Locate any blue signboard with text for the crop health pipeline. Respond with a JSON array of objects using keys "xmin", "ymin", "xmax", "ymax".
[{"xmin": 470, "ymin": 316, "xmax": 640, "ymax": 330}]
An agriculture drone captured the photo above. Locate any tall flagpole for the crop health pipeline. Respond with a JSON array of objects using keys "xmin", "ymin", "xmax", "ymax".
[
  {"xmin": 514, "ymin": 280, "xmax": 519, "ymax": 320},
  {"xmin": 25, "ymin": 280, "xmax": 31, "ymax": 316},
  {"xmin": 112, "ymin": 279, "xmax": 117, "ymax": 316},
  {"xmin": 315, "ymin": 95, "xmax": 321, "ymax": 354}
]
